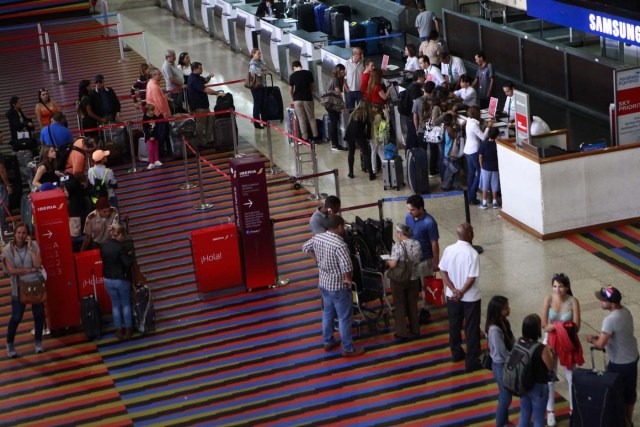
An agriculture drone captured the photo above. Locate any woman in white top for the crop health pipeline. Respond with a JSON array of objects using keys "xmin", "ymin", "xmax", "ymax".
[
  {"xmin": 404, "ymin": 44, "xmax": 420, "ymax": 81},
  {"xmin": 178, "ymin": 52, "xmax": 191, "ymax": 84},
  {"xmin": 464, "ymin": 106, "xmax": 492, "ymax": 205}
]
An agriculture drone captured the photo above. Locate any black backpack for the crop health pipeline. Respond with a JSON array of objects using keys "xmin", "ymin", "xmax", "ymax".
[
  {"xmin": 89, "ymin": 169, "xmax": 110, "ymax": 205},
  {"xmin": 503, "ymin": 338, "xmax": 542, "ymax": 396},
  {"xmin": 55, "ymin": 144, "xmax": 84, "ymax": 172},
  {"xmin": 397, "ymin": 87, "xmax": 414, "ymax": 117}
]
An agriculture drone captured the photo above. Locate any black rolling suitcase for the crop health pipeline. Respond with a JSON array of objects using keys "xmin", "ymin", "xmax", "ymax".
[
  {"xmin": 571, "ymin": 347, "xmax": 626, "ymax": 427},
  {"xmin": 4, "ymin": 155, "xmax": 23, "ymax": 211},
  {"xmin": 169, "ymin": 115, "xmax": 197, "ymax": 159},
  {"xmin": 407, "ymin": 147, "xmax": 429, "ymax": 194},
  {"xmin": 101, "ymin": 123, "xmax": 130, "ymax": 165},
  {"xmin": 261, "ymin": 75, "xmax": 284, "ymax": 122},
  {"xmin": 132, "ymin": 285, "xmax": 156, "ymax": 335},
  {"xmin": 214, "ymin": 117, "xmax": 237, "ymax": 152},
  {"xmin": 295, "ymin": 2, "xmax": 316, "ymax": 32},
  {"xmin": 214, "ymin": 92, "xmax": 235, "ymax": 119},
  {"xmin": 81, "ymin": 270, "xmax": 102, "ymax": 340}
]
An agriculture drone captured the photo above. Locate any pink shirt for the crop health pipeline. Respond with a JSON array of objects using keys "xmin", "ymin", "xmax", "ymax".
[{"xmin": 145, "ymin": 79, "xmax": 171, "ymax": 117}]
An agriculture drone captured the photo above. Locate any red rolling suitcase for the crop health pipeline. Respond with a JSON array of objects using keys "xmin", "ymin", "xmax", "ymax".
[{"xmin": 571, "ymin": 347, "xmax": 626, "ymax": 427}]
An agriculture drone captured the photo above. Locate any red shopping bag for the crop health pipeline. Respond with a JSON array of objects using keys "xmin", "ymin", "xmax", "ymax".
[{"xmin": 424, "ymin": 275, "xmax": 445, "ymax": 307}]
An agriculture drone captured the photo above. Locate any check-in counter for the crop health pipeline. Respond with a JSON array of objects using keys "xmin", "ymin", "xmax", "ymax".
[
  {"xmin": 216, "ymin": 0, "xmax": 241, "ymax": 46},
  {"xmin": 289, "ymin": 30, "xmax": 327, "ymax": 97},
  {"xmin": 235, "ymin": 4, "xmax": 259, "ymax": 56},
  {"xmin": 201, "ymin": 0, "xmax": 216, "ymax": 33},
  {"xmin": 182, "ymin": 0, "xmax": 195, "ymax": 24},
  {"xmin": 320, "ymin": 45, "xmax": 351, "ymax": 96},
  {"xmin": 496, "ymin": 137, "xmax": 640, "ymax": 239},
  {"xmin": 258, "ymin": 18, "xmax": 297, "ymax": 75}
]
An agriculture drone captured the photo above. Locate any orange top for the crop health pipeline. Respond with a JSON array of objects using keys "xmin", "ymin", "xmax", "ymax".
[{"xmin": 37, "ymin": 102, "xmax": 58, "ymax": 127}]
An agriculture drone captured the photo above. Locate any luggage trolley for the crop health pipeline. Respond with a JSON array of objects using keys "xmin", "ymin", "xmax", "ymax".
[{"xmin": 289, "ymin": 108, "xmax": 326, "ymax": 199}]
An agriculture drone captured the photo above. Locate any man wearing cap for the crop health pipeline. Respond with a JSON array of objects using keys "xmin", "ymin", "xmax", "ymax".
[
  {"xmin": 81, "ymin": 196, "xmax": 119, "ymax": 251},
  {"xmin": 89, "ymin": 74, "xmax": 121, "ymax": 123},
  {"xmin": 65, "ymin": 137, "xmax": 97, "ymax": 187},
  {"xmin": 587, "ymin": 286, "xmax": 639, "ymax": 426},
  {"xmin": 40, "ymin": 112, "xmax": 73, "ymax": 148}
]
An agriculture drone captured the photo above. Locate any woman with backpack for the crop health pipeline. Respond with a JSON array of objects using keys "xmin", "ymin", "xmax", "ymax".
[
  {"xmin": 343, "ymin": 99, "xmax": 371, "ymax": 180},
  {"xmin": 515, "ymin": 314, "xmax": 554, "ymax": 427},
  {"xmin": 540, "ymin": 273, "xmax": 582, "ymax": 426},
  {"xmin": 485, "ymin": 295, "xmax": 515, "ymax": 427}
]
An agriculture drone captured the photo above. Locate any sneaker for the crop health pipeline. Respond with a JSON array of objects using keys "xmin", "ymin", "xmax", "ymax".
[
  {"xmin": 492, "ymin": 201, "xmax": 499, "ymax": 209},
  {"xmin": 469, "ymin": 199, "xmax": 480, "ymax": 206},
  {"xmin": 546, "ymin": 412, "xmax": 556, "ymax": 427},
  {"xmin": 6, "ymin": 343, "xmax": 17, "ymax": 358},
  {"xmin": 341, "ymin": 347, "xmax": 365, "ymax": 357},
  {"xmin": 147, "ymin": 163, "xmax": 155, "ymax": 170},
  {"xmin": 154, "ymin": 161, "xmax": 163, "ymax": 167},
  {"xmin": 35, "ymin": 342, "xmax": 44, "ymax": 354},
  {"xmin": 323, "ymin": 338, "xmax": 341, "ymax": 352},
  {"xmin": 331, "ymin": 146, "xmax": 341, "ymax": 152},
  {"xmin": 478, "ymin": 202, "xmax": 488, "ymax": 210},
  {"xmin": 44, "ymin": 327, "xmax": 51, "ymax": 336}
]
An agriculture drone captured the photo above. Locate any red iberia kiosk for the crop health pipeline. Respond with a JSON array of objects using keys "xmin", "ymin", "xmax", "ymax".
[{"xmin": 31, "ymin": 190, "xmax": 80, "ymax": 331}]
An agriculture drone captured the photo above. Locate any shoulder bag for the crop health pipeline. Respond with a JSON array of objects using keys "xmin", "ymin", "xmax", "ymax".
[
  {"xmin": 448, "ymin": 132, "xmax": 465, "ymax": 159},
  {"xmin": 320, "ymin": 91, "xmax": 344, "ymax": 112},
  {"xmin": 18, "ymin": 268, "xmax": 47, "ymax": 305},
  {"xmin": 424, "ymin": 121, "xmax": 444, "ymax": 144},
  {"xmin": 386, "ymin": 242, "xmax": 413, "ymax": 282},
  {"xmin": 244, "ymin": 72, "xmax": 261, "ymax": 89}
]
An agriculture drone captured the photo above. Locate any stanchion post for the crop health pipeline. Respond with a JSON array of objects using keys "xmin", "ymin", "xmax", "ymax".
[
  {"xmin": 268, "ymin": 219, "xmax": 289, "ymax": 288},
  {"xmin": 117, "ymin": 24, "xmax": 125, "ymax": 62},
  {"xmin": 231, "ymin": 110, "xmax": 243, "ymax": 158},
  {"xmin": 179, "ymin": 133, "xmax": 198, "ymax": 190},
  {"xmin": 378, "ymin": 199, "xmax": 384, "ymax": 224},
  {"xmin": 38, "ymin": 24, "xmax": 45, "ymax": 61},
  {"xmin": 266, "ymin": 124, "xmax": 282, "ymax": 175},
  {"xmin": 45, "ymin": 33, "xmax": 53, "ymax": 72},
  {"xmin": 126, "ymin": 121, "xmax": 138, "ymax": 174},
  {"xmin": 101, "ymin": 0, "xmax": 109, "ymax": 34},
  {"xmin": 141, "ymin": 31, "xmax": 149, "ymax": 64},
  {"xmin": 53, "ymin": 42, "xmax": 65, "ymax": 84},
  {"xmin": 333, "ymin": 168, "xmax": 340, "ymax": 200},
  {"xmin": 463, "ymin": 190, "xmax": 484, "ymax": 254},
  {"xmin": 193, "ymin": 150, "xmax": 214, "ymax": 211}
]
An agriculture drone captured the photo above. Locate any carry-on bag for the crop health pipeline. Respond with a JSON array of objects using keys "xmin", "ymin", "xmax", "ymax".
[
  {"xmin": 132, "ymin": 284, "xmax": 156, "ymax": 335},
  {"xmin": 296, "ymin": 2, "xmax": 316, "ymax": 32},
  {"xmin": 80, "ymin": 268, "xmax": 102, "ymax": 340},
  {"xmin": 169, "ymin": 115, "xmax": 197, "ymax": 159},
  {"xmin": 424, "ymin": 274, "xmax": 445, "ymax": 307},
  {"xmin": 407, "ymin": 147, "xmax": 430, "ymax": 194},
  {"xmin": 314, "ymin": 3, "xmax": 328, "ymax": 32},
  {"xmin": 571, "ymin": 347, "xmax": 625, "ymax": 427},
  {"xmin": 101, "ymin": 123, "xmax": 130, "ymax": 165},
  {"xmin": 214, "ymin": 117, "xmax": 237, "ymax": 152},
  {"xmin": 383, "ymin": 157, "xmax": 404, "ymax": 191},
  {"xmin": 261, "ymin": 74, "xmax": 284, "ymax": 122}
]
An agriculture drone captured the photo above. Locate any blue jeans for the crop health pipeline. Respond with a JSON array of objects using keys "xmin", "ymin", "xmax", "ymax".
[
  {"xmin": 465, "ymin": 152, "xmax": 481, "ymax": 203},
  {"xmin": 320, "ymin": 287, "xmax": 354, "ymax": 351},
  {"xmin": 7, "ymin": 298, "xmax": 45, "ymax": 343},
  {"xmin": 492, "ymin": 362, "xmax": 513, "ymax": 427},
  {"xmin": 518, "ymin": 382, "xmax": 548, "ymax": 427},
  {"xmin": 346, "ymin": 91, "xmax": 362, "ymax": 110},
  {"xmin": 104, "ymin": 278, "xmax": 133, "ymax": 329}
]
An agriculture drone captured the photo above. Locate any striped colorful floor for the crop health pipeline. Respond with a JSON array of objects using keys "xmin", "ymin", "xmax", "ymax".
[{"xmin": 568, "ymin": 224, "xmax": 640, "ymax": 281}]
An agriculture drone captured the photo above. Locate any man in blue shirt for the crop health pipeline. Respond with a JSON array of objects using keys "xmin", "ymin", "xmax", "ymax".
[
  {"xmin": 40, "ymin": 112, "xmax": 72, "ymax": 147},
  {"xmin": 405, "ymin": 194, "xmax": 440, "ymax": 283},
  {"xmin": 187, "ymin": 61, "xmax": 223, "ymax": 148}
]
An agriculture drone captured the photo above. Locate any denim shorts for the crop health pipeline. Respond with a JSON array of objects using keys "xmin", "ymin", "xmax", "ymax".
[{"xmin": 480, "ymin": 169, "xmax": 500, "ymax": 192}]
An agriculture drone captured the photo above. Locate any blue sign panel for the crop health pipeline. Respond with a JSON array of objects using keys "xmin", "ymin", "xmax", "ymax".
[{"xmin": 527, "ymin": 0, "xmax": 640, "ymax": 47}]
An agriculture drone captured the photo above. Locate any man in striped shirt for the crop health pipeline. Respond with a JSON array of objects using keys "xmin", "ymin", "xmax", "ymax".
[{"xmin": 302, "ymin": 216, "xmax": 365, "ymax": 357}]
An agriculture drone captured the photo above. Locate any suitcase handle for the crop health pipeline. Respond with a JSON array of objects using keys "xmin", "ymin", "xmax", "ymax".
[
  {"xmin": 264, "ymin": 73, "xmax": 274, "ymax": 88},
  {"xmin": 590, "ymin": 345, "xmax": 607, "ymax": 372}
]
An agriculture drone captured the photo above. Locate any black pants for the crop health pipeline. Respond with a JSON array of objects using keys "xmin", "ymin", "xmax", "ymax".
[
  {"xmin": 328, "ymin": 109, "xmax": 340, "ymax": 147},
  {"xmin": 447, "ymin": 298, "xmax": 481, "ymax": 368},
  {"xmin": 428, "ymin": 143, "xmax": 439, "ymax": 175}
]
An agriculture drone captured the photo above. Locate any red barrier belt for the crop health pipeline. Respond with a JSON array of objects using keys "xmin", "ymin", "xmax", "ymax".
[
  {"xmin": 57, "ymin": 31, "xmax": 143, "ymax": 46},
  {"xmin": 46, "ymin": 23, "xmax": 117, "ymax": 36},
  {"xmin": 182, "ymin": 138, "xmax": 231, "ymax": 180},
  {"xmin": 0, "ymin": 42, "xmax": 50, "ymax": 53},
  {"xmin": 206, "ymin": 79, "xmax": 245, "ymax": 87},
  {"xmin": 0, "ymin": 32, "xmax": 41, "ymax": 42},
  {"xmin": 339, "ymin": 202, "xmax": 380, "ymax": 212},
  {"xmin": 267, "ymin": 170, "xmax": 336, "ymax": 187}
]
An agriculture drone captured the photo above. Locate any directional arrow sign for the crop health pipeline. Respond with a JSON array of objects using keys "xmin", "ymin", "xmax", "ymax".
[
  {"xmin": 43, "ymin": 230, "xmax": 53, "ymax": 239},
  {"xmin": 243, "ymin": 199, "xmax": 253, "ymax": 208}
]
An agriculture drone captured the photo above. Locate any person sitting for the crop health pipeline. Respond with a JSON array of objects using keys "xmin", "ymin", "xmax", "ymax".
[
  {"xmin": 309, "ymin": 195, "xmax": 341, "ymax": 235},
  {"xmin": 256, "ymin": 0, "xmax": 274, "ymax": 17},
  {"xmin": 80, "ymin": 196, "xmax": 119, "ymax": 251},
  {"xmin": 40, "ymin": 112, "xmax": 73, "ymax": 148},
  {"xmin": 32, "ymin": 145, "xmax": 63, "ymax": 190}
]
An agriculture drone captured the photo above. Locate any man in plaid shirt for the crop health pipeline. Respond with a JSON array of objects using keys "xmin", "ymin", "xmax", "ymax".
[{"xmin": 302, "ymin": 216, "xmax": 365, "ymax": 357}]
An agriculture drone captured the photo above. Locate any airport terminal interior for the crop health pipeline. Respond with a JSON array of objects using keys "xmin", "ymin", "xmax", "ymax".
[{"xmin": 0, "ymin": 0, "xmax": 639, "ymax": 425}]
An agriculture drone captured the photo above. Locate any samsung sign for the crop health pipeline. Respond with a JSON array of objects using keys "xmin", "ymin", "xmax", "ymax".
[{"xmin": 527, "ymin": 0, "xmax": 640, "ymax": 47}]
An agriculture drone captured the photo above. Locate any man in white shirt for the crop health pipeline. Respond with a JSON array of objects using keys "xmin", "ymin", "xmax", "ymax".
[
  {"xmin": 419, "ymin": 56, "xmax": 444, "ymax": 87},
  {"xmin": 439, "ymin": 223, "xmax": 481, "ymax": 373},
  {"xmin": 344, "ymin": 47, "xmax": 364, "ymax": 109},
  {"xmin": 440, "ymin": 53, "xmax": 466, "ymax": 89},
  {"xmin": 452, "ymin": 76, "xmax": 477, "ymax": 107},
  {"xmin": 501, "ymin": 81, "xmax": 515, "ymax": 122}
]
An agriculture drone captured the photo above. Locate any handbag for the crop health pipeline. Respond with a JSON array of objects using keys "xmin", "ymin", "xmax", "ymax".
[
  {"xmin": 320, "ymin": 92, "xmax": 344, "ymax": 112},
  {"xmin": 386, "ymin": 242, "xmax": 413, "ymax": 282},
  {"xmin": 424, "ymin": 122, "xmax": 444, "ymax": 144},
  {"xmin": 448, "ymin": 134, "xmax": 465, "ymax": 159},
  {"xmin": 481, "ymin": 352, "xmax": 493, "ymax": 370},
  {"xmin": 244, "ymin": 72, "xmax": 261, "ymax": 89},
  {"xmin": 18, "ymin": 276, "xmax": 47, "ymax": 304}
]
